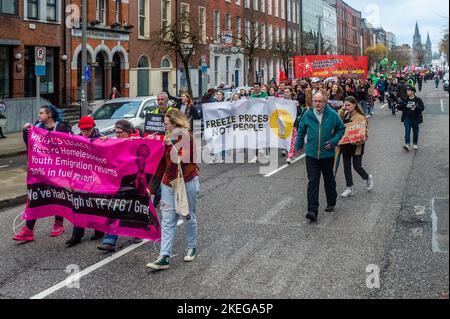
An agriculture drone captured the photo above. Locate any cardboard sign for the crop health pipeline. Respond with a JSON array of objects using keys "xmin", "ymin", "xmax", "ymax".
[
  {"xmin": 144, "ymin": 114, "xmax": 165, "ymax": 135},
  {"xmin": 339, "ymin": 121, "xmax": 367, "ymax": 145}
]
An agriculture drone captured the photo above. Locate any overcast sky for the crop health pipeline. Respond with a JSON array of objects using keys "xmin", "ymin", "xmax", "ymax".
[{"xmin": 344, "ymin": 0, "xmax": 449, "ymax": 52}]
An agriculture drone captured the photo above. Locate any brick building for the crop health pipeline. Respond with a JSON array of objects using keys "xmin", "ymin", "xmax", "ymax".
[
  {"xmin": 208, "ymin": 0, "xmax": 301, "ymax": 87},
  {"xmin": 325, "ymin": 0, "xmax": 361, "ymax": 56},
  {"xmin": 129, "ymin": 0, "xmax": 209, "ymax": 98},
  {"xmin": 68, "ymin": 0, "xmax": 131, "ymax": 103},
  {"xmin": 360, "ymin": 18, "xmax": 374, "ymax": 54},
  {"xmin": 0, "ymin": 0, "xmax": 65, "ymax": 105}
]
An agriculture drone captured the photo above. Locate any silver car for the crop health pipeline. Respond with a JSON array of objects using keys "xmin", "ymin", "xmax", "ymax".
[{"xmin": 72, "ymin": 97, "xmax": 158, "ymax": 137}]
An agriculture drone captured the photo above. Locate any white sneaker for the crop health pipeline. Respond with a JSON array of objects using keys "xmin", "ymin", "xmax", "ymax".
[
  {"xmin": 286, "ymin": 158, "xmax": 292, "ymax": 165},
  {"xmin": 249, "ymin": 156, "xmax": 258, "ymax": 164},
  {"xmin": 367, "ymin": 175, "xmax": 374, "ymax": 192},
  {"xmin": 413, "ymin": 145, "xmax": 418, "ymax": 150},
  {"xmin": 403, "ymin": 144, "xmax": 411, "ymax": 152},
  {"xmin": 341, "ymin": 188, "xmax": 354, "ymax": 198},
  {"xmin": 214, "ymin": 159, "xmax": 225, "ymax": 164}
]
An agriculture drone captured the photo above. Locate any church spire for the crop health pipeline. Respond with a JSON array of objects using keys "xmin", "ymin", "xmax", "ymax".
[
  {"xmin": 414, "ymin": 21, "xmax": 421, "ymax": 38},
  {"xmin": 426, "ymin": 32, "xmax": 432, "ymax": 47}
]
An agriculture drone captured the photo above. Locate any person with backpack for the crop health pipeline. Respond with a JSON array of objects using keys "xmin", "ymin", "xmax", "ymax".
[{"xmin": 397, "ymin": 86, "xmax": 425, "ymax": 151}]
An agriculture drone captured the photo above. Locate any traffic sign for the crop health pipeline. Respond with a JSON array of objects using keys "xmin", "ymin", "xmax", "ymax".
[
  {"xmin": 35, "ymin": 47, "xmax": 46, "ymax": 76},
  {"xmin": 84, "ymin": 65, "xmax": 91, "ymax": 82}
]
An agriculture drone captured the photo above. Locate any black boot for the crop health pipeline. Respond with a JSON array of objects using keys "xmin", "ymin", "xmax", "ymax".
[
  {"xmin": 65, "ymin": 236, "xmax": 82, "ymax": 247},
  {"xmin": 90, "ymin": 231, "xmax": 104, "ymax": 241}
]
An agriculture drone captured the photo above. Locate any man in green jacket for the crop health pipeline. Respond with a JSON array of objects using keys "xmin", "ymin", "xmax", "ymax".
[
  {"xmin": 295, "ymin": 91, "xmax": 346, "ymax": 222},
  {"xmin": 250, "ymin": 82, "xmax": 268, "ymax": 99}
]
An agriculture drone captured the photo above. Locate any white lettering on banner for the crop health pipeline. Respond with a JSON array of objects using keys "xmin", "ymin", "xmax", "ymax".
[{"xmin": 202, "ymin": 98, "xmax": 298, "ymax": 153}]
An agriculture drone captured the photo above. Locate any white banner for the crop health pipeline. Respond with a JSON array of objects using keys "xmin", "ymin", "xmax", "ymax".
[{"xmin": 202, "ymin": 98, "xmax": 297, "ymax": 153}]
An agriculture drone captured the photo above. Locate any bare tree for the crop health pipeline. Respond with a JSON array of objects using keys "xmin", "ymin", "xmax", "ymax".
[
  {"xmin": 271, "ymin": 34, "xmax": 300, "ymax": 77},
  {"xmin": 301, "ymin": 31, "xmax": 319, "ymax": 55},
  {"xmin": 224, "ymin": 12, "xmax": 271, "ymax": 85},
  {"xmin": 321, "ymin": 39, "xmax": 338, "ymax": 56},
  {"xmin": 150, "ymin": 11, "xmax": 205, "ymax": 97}
]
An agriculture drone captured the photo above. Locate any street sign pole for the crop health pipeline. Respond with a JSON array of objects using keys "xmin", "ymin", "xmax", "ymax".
[
  {"xmin": 35, "ymin": 47, "xmax": 46, "ymax": 111},
  {"xmin": 81, "ymin": 0, "xmax": 88, "ymax": 116},
  {"xmin": 36, "ymin": 76, "xmax": 40, "ymax": 110}
]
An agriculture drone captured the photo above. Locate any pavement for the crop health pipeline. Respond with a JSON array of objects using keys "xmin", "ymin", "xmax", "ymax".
[
  {"xmin": 0, "ymin": 82, "xmax": 448, "ymax": 299},
  {"xmin": 0, "ymin": 132, "xmax": 26, "ymax": 158}
]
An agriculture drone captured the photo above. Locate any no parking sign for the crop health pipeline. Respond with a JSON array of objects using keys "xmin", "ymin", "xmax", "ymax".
[{"xmin": 35, "ymin": 47, "xmax": 46, "ymax": 76}]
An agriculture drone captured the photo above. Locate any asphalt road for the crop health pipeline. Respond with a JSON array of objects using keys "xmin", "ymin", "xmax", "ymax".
[{"xmin": 0, "ymin": 82, "xmax": 448, "ymax": 299}]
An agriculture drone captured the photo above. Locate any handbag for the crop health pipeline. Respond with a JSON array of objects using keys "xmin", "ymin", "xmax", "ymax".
[
  {"xmin": 169, "ymin": 142, "xmax": 190, "ymax": 217},
  {"xmin": 373, "ymin": 88, "xmax": 380, "ymax": 97}
]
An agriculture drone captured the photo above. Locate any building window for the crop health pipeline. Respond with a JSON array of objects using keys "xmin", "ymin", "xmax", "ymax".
[
  {"xmin": 225, "ymin": 13, "xmax": 231, "ymax": 31},
  {"xmin": 213, "ymin": 10, "xmax": 220, "ymax": 42},
  {"xmin": 0, "ymin": 46, "xmax": 11, "ymax": 98},
  {"xmin": 139, "ymin": 0, "xmax": 148, "ymax": 38},
  {"xmin": 41, "ymin": 48, "xmax": 54, "ymax": 94},
  {"xmin": 27, "ymin": 0, "xmax": 38, "ymax": 19},
  {"xmin": 0, "ymin": 0, "xmax": 18, "ymax": 15},
  {"xmin": 161, "ymin": 0, "xmax": 171, "ymax": 39},
  {"xmin": 214, "ymin": 56, "xmax": 219, "ymax": 86},
  {"xmin": 114, "ymin": 0, "xmax": 122, "ymax": 23},
  {"xmin": 96, "ymin": 0, "xmax": 107, "ymax": 25},
  {"xmin": 46, "ymin": 0, "xmax": 56, "ymax": 21},
  {"xmin": 181, "ymin": 3, "xmax": 189, "ymax": 33},
  {"xmin": 236, "ymin": 16, "xmax": 241, "ymax": 45},
  {"xmin": 199, "ymin": 6, "xmax": 206, "ymax": 44}
]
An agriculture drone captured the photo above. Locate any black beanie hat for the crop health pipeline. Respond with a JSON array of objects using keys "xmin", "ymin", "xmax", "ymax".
[{"xmin": 114, "ymin": 120, "xmax": 134, "ymax": 133}]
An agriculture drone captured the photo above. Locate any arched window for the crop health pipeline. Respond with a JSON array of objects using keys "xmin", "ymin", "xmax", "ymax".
[
  {"xmin": 138, "ymin": 56, "xmax": 149, "ymax": 68},
  {"xmin": 161, "ymin": 57, "xmax": 171, "ymax": 68},
  {"xmin": 137, "ymin": 56, "xmax": 150, "ymax": 96}
]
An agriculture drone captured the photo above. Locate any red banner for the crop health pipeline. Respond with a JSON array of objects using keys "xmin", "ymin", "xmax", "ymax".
[{"xmin": 293, "ymin": 55, "xmax": 369, "ymax": 80}]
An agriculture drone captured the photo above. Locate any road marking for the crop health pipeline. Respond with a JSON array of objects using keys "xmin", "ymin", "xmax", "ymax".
[
  {"xmin": 380, "ymin": 103, "xmax": 388, "ymax": 109},
  {"xmin": 30, "ymin": 239, "xmax": 150, "ymax": 299},
  {"xmin": 31, "ymin": 218, "xmax": 185, "ymax": 299},
  {"xmin": 0, "ymin": 165, "xmax": 9, "ymax": 169},
  {"xmin": 441, "ymin": 99, "xmax": 444, "ymax": 113},
  {"xmin": 264, "ymin": 154, "xmax": 306, "ymax": 177},
  {"xmin": 431, "ymin": 197, "xmax": 447, "ymax": 253}
]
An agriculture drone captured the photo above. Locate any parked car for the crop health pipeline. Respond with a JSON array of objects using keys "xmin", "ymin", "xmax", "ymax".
[
  {"xmin": 443, "ymin": 73, "xmax": 449, "ymax": 92},
  {"xmin": 72, "ymin": 97, "xmax": 158, "ymax": 137}
]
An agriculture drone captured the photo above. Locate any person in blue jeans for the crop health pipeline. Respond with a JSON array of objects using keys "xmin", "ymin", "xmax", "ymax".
[
  {"xmin": 147, "ymin": 109, "xmax": 200, "ymax": 270},
  {"xmin": 97, "ymin": 120, "xmax": 142, "ymax": 252},
  {"xmin": 397, "ymin": 86, "xmax": 425, "ymax": 151}
]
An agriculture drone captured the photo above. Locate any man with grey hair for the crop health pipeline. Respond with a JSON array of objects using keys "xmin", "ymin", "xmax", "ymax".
[
  {"xmin": 295, "ymin": 91, "xmax": 346, "ymax": 222},
  {"xmin": 153, "ymin": 91, "xmax": 172, "ymax": 114}
]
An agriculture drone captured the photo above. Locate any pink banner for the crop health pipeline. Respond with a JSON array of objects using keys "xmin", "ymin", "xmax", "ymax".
[{"xmin": 24, "ymin": 127, "xmax": 165, "ymax": 241}]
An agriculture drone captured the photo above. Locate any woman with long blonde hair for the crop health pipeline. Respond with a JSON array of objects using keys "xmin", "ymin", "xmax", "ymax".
[{"xmin": 147, "ymin": 109, "xmax": 200, "ymax": 270}]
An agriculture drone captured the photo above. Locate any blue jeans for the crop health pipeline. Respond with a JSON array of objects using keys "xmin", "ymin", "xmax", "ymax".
[
  {"xmin": 102, "ymin": 234, "xmax": 118, "ymax": 246},
  {"xmin": 160, "ymin": 176, "xmax": 200, "ymax": 257},
  {"xmin": 360, "ymin": 100, "xmax": 370, "ymax": 116},
  {"xmin": 404, "ymin": 117, "xmax": 419, "ymax": 145}
]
